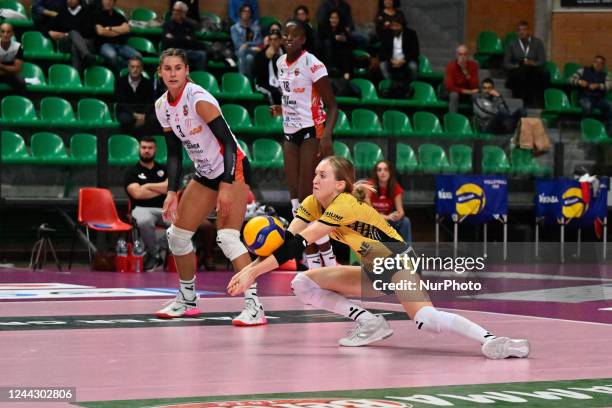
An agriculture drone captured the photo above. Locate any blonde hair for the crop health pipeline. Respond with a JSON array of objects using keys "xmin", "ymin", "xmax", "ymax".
[
  {"xmin": 321, "ymin": 156, "xmax": 375, "ymax": 202},
  {"xmin": 159, "ymin": 48, "xmax": 189, "ymax": 66}
]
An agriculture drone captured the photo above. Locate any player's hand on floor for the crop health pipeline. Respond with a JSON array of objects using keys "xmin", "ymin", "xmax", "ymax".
[{"xmin": 227, "ymin": 267, "xmax": 256, "ymax": 296}]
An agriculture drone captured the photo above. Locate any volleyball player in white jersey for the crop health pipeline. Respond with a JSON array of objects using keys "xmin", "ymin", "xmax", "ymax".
[
  {"xmin": 154, "ymin": 48, "xmax": 266, "ymax": 326},
  {"xmin": 271, "ymin": 20, "xmax": 338, "ymax": 269}
]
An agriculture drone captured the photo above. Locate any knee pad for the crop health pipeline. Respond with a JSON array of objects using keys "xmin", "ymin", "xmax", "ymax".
[
  {"xmin": 216, "ymin": 229, "xmax": 248, "ymax": 261},
  {"xmin": 413, "ymin": 306, "xmax": 443, "ymax": 334},
  {"xmin": 166, "ymin": 225, "xmax": 194, "ymax": 256},
  {"xmin": 290, "ymin": 273, "xmax": 320, "ymax": 305},
  {"xmin": 315, "ymin": 235, "xmax": 330, "ymax": 246}
]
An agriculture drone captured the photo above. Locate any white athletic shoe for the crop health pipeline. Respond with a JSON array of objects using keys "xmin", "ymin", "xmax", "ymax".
[
  {"xmin": 339, "ymin": 315, "xmax": 394, "ymax": 347},
  {"xmin": 232, "ymin": 299, "xmax": 267, "ymax": 326},
  {"xmin": 481, "ymin": 336, "xmax": 530, "ymax": 359},
  {"xmin": 155, "ymin": 294, "xmax": 201, "ymax": 319}
]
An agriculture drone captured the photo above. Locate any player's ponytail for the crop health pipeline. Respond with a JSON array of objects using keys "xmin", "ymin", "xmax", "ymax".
[{"xmin": 323, "ymin": 156, "xmax": 374, "ymax": 203}]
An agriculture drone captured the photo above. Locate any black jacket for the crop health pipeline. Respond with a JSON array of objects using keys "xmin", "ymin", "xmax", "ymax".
[
  {"xmin": 379, "ymin": 28, "xmax": 419, "ymax": 64},
  {"xmin": 116, "ymin": 75, "xmax": 155, "ymax": 116}
]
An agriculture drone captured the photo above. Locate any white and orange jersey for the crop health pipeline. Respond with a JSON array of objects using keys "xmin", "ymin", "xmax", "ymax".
[
  {"xmin": 276, "ymin": 51, "xmax": 328, "ymax": 134},
  {"xmin": 155, "ymin": 82, "xmax": 246, "ymax": 179}
]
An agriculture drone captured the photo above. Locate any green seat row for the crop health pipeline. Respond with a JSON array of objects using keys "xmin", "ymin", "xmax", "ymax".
[
  {"xmin": 545, "ymin": 61, "xmax": 582, "ymax": 87},
  {"xmin": 581, "ymin": 118, "xmax": 612, "ymax": 144},
  {"xmin": 0, "ymin": 0, "xmax": 34, "ymax": 28},
  {"xmin": 189, "ymin": 71, "xmax": 265, "ymax": 102}
]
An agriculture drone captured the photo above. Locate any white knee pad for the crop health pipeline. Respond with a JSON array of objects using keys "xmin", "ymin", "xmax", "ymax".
[
  {"xmin": 413, "ymin": 306, "xmax": 443, "ymax": 334},
  {"xmin": 315, "ymin": 235, "xmax": 330, "ymax": 245},
  {"xmin": 290, "ymin": 273, "xmax": 320, "ymax": 305},
  {"xmin": 216, "ymin": 229, "xmax": 248, "ymax": 261},
  {"xmin": 166, "ymin": 225, "xmax": 194, "ymax": 256}
]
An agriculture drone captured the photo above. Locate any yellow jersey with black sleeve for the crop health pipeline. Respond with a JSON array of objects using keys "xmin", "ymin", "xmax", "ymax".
[{"xmin": 295, "ymin": 193, "xmax": 405, "ymax": 255}]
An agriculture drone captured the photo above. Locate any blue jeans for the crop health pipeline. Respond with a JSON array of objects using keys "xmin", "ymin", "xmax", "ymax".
[
  {"xmin": 100, "ymin": 43, "xmax": 141, "ymax": 72},
  {"xmin": 389, "ymin": 216, "xmax": 412, "ymax": 245},
  {"xmin": 237, "ymin": 47, "xmax": 256, "ymax": 79}
]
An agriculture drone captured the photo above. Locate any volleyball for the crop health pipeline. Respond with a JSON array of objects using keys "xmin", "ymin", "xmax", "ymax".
[
  {"xmin": 455, "ymin": 183, "xmax": 486, "ymax": 216},
  {"xmin": 562, "ymin": 187, "xmax": 585, "ymax": 219},
  {"xmin": 243, "ymin": 215, "xmax": 285, "ymax": 256}
]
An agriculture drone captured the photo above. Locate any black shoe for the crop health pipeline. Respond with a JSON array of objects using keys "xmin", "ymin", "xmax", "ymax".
[{"xmin": 144, "ymin": 255, "xmax": 162, "ymax": 272}]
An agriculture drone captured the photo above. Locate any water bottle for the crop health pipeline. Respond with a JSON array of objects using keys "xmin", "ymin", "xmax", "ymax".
[
  {"xmin": 132, "ymin": 239, "xmax": 145, "ymax": 273},
  {"xmin": 115, "ymin": 239, "xmax": 128, "ymax": 272}
]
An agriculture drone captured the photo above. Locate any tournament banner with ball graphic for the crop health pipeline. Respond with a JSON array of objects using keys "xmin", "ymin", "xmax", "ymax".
[{"xmin": 435, "ymin": 175, "xmax": 508, "ymax": 224}]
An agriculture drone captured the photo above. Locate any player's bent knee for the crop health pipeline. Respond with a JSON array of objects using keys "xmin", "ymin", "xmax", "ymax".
[
  {"xmin": 413, "ymin": 306, "xmax": 443, "ymax": 334},
  {"xmin": 216, "ymin": 229, "xmax": 248, "ymax": 261},
  {"xmin": 166, "ymin": 225, "xmax": 194, "ymax": 256},
  {"xmin": 290, "ymin": 273, "xmax": 320, "ymax": 305}
]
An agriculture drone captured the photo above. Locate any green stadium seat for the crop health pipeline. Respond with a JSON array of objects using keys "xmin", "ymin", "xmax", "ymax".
[
  {"xmin": 449, "ymin": 144, "xmax": 473, "ymax": 173},
  {"xmin": 396, "ymin": 143, "xmax": 418, "ymax": 174},
  {"xmin": 48, "ymin": 64, "xmax": 82, "ymax": 93},
  {"xmin": 353, "ymin": 141, "xmax": 383, "ymax": 170},
  {"xmin": 251, "ymin": 138, "xmax": 284, "ymax": 169},
  {"xmin": 333, "ymin": 140, "xmax": 352, "ymax": 161},
  {"xmin": 221, "ymin": 104, "xmax": 253, "ymax": 133},
  {"xmin": 30, "ymin": 132, "xmax": 72, "ymax": 165},
  {"xmin": 119, "ymin": 67, "xmax": 150, "ymax": 79},
  {"xmin": 237, "ymin": 139, "xmax": 251, "ymax": 160},
  {"xmin": 220, "ymin": 72, "xmax": 264, "ymax": 101},
  {"xmin": 543, "ymin": 89, "xmax": 581, "ymax": 124},
  {"xmin": 70, "ymin": 133, "xmax": 97, "ymax": 165},
  {"xmin": 383, "ymin": 110, "xmax": 413, "ymax": 137},
  {"xmin": 83, "ymin": 66, "xmax": 115, "ymax": 94},
  {"xmin": 413, "ymin": 111, "xmax": 444, "ymax": 138},
  {"xmin": 350, "ymin": 78, "xmax": 386, "ymax": 106},
  {"xmin": 1, "ymin": 131, "xmax": 32, "ymax": 164},
  {"xmin": 418, "ymin": 55, "xmax": 444, "ymax": 82},
  {"xmin": 259, "ymin": 15, "xmax": 279, "ymax": 32},
  {"xmin": 503, "ymin": 32, "xmax": 517, "ymax": 48},
  {"xmin": 482, "ymin": 145, "xmax": 511, "ymax": 174},
  {"xmin": 581, "ymin": 118, "xmax": 611, "ymax": 144},
  {"xmin": 411, "ymin": 81, "xmax": 448, "ymax": 109},
  {"xmin": 253, "ymin": 105, "xmax": 282, "ymax": 134},
  {"xmin": 21, "ymin": 62, "xmax": 47, "ymax": 91},
  {"xmin": 474, "ymin": 31, "xmax": 503, "ymax": 66},
  {"xmin": 150, "ymin": 135, "xmax": 167, "ymax": 164},
  {"xmin": 197, "ymin": 12, "xmax": 230, "ymax": 41},
  {"xmin": 563, "ymin": 62, "xmax": 582, "ymax": 81},
  {"xmin": 0, "ymin": 0, "xmax": 33, "ymax": 28},
  {"xmin": 546, "ymin": 61, "xmax": 565, "ymax": 86},
  {"xmin": 40, "ymin": 96, "xmax": 76, "ymax": 126},
  {"xmin": 333, "ymin": 110, "xmax": 352, "ymax": 137},
  {"xmin": 77, "ymin": 98, "xmax": 116, "ymax": 127},
  {"xmin": 21, "ymin": 31, "xmax": 70, "ymax": 61},
  {"xmin": 350, "ymin": 109, "xmax": 385, "ymax": 137},
  {"xmin": 444, "ymin": 112, "xmax": 475, "ymax": 140},
  {"xmin": 126, "ymin": 37, "xmax": 158, "ymax": 65},
  {"xmin": 108, "ymin": 134, "xmax": 139, "ymax": 165},
  {"xmin": 418, "ymin": 143, "xmax": 451, "ymax": 173},
  {"xmin": 376, "ymin": 79, "xmax": 418, "ymax": 108},
  {"xmin": 190, "ymin": 71, "xmax": 220, "ymax": 94},
  {"xmin": 1, "ymin": 95, "xmax": 37, "ymax": 126},
  {"xmin": 511, "ymin": 148, "xmax": 551, "ymax": 176}
]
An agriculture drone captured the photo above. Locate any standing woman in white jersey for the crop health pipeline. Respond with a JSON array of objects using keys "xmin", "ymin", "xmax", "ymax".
[
  {"xmin": 154, "ymin": 48, "xmax": 267, "ymax": 326},
  {"xmin": 272, "ymin": 20, "xmax": 338, "ymax": 269}
]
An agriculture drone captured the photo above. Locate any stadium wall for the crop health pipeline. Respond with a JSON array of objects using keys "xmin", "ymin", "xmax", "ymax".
[{"xmin": 551, "ymin": 11, "xmax": 612, "ymax": 67}]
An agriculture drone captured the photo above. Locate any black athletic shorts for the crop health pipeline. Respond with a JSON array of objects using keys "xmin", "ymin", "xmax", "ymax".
[
  {"xmin": 284, "ymin": 122, "xmax": 325, "ymax": 146},
  {"xmin": 193, "ymin": 156, "xmax": 252, "ymax": 191}
]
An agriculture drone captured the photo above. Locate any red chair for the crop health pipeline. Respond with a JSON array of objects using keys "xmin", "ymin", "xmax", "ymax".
[{"xmin": 69, "ymin": 187, "xmax": 132, "ymax": 268}]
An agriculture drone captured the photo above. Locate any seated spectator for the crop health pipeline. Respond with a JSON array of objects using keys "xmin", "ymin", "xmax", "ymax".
[
  {"xmin": 318, "ymin": 10, "xmax": 352, "ymax": 79},
  {"xmin": 294, "ymin": 5, "xmax": 315, "ymax": 53},
  {"xmin": 570, "ymin": 55, "xmax": 612, "ymax": 132},
  {"xmin": 379, "ymin": 19, "xmax": 418, "ymax": 85},
  {"xmin": 0, "ymin": 23, "xmax": 26, "ymax": 92},
  {"xmin": 162, "ymin": 1, "xmax": 207, "ymax": 71},
  {"xmin": 230, "ymin": 3, "xmax": 262, "ymax": 79},
  {"xmin": 262, "ymin": 21, "xmax": 281, "ymax": 46},
  {"xmin": 473, "ymin": 78, "xmax": 526, "ymax": 134},
  {"xmin": 503, "ymin": 20, "xmax": 548, "ymax": 108},
  {"xmin": 47, "ymin": 0, "xmax": 96, "ymax": 72},
  {"xmin": 169, "ymin": 0, "xmax": 199, "ymax": 22},
  {"xmin": 317, "ymin": 0, "xmax": 367, "ymax": 49},
  {"xmin": 367, "ymin": 160, "xmax": 412, "ymax": 244},
  {"xmin": 32, "ymin": 0, "xmax": 64, "ymax": 33},
  {"xmin": 124, "ymin": 137, "xmax": 168, "ymax": 272},
  {"xmin": 229, "ymin": 0, "xmax": 259, "ymax": 24},
  {"xmin": 443, "ymin": 44, "xmax": 479, "ymax": 113},
  {"xmin": 116, "ymin": 56, "xmax": 160, "ymax": 136},
  {"xmin": 254, "ymin": 29, "xmax": 282, "ymax": 105},
  {"xmin": 94, "ymin": 0, "xmax": 141, "ymax": 74},
  {"xmin": 375, "ymin": 0, "xmax": 406, "ymax": 39}
]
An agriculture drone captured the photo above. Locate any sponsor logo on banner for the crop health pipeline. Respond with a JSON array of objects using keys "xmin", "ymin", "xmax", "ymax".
[
  {"xmin": 538, "ymin": 193, "xmax": 559, "ymax": 204},
  {"xmin": 455, "ymin": 183, "xmax": 486, "ymax": 216},
  {"xmin": 437, "ymin": 190, "xmax": 452, "ymax": 200},
  {"xmin": 154, "ymin": 399, "xmax": 409, "ymax": 408}
]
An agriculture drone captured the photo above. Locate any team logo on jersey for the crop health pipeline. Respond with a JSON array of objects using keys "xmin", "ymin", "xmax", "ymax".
[
  {"xmin": 310, "ymin": 63, "xmax": 324, "ymax": 73},
  {"xmin": 323, "ymin": 211, "xmax": 344, "ymax": 222},
  {"xmin": 294, "ymin": 68, "xmax": 300, "ymax": 76},
  {"xmin": 175, "ymin": 114, "xmax": 179, "ymax": 122},
  {"xmin": 189, "ymin": 125, "xmax": 203, "ymax": 135},
  {"xmin": 183, "ymin": 104, "xmax": 189, "ymax": 116},
  {"xmin": 293, "ymin": 87, "xmax": 305, "ymax": 93},
  {"xmin": 157, "ymin": 170, "xmax": 165, "ymax": 177}
]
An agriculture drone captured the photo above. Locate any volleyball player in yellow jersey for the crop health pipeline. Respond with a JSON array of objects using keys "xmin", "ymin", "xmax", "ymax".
[{"xmin": 228, "ymin": 156, "xmax": 530, "ymax": 359}]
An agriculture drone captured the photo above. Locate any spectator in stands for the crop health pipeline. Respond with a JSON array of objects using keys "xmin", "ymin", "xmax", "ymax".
[
  {"xmin": 32, "ymin": 0, "xmax": 65, "ymax": 33},
  {"xmin": 116, "ymin": 56, "xmax": 159, "ymax": 137},
  {"xmin": 503, "ymin": 20, "xmax": 547, "ymax": 108},
  {"xmin": 254, "ymin": 29, "xmax": 282, "ymax": 105},
  {"xmin": 367, "ymin": 160, "xmax": 412, "ymax": 244},
  {"xmin": 473, "ymin": 78, "xmax": 526, "ymax": 134},
  {"xmin": 169, "ymin": 0, "xmax": 199, "ymax": 22},
  {"xmin": 229, "ymin": 0, "xmax": 259, "ymax": 24},
  {"xmin": 94, "ymin": 0, "xmax": 141, "ymax": 74},
  {"xmin": 318, "ymin": 10, "xmax": 353, "ymax": 79},
  {"xmin": 47, "ymin": 0, "xmax": 96, "ymax": 73},
  {"xmin": 379, "ymin": 19, "xmax": 418, "ymax": 84},
  {"xmin": 294, "ymin": 5, "xmax": 316, "ymax": 53},
  {"xmin": 162, "ymin": 1, "xmax": 207, "ymax": 71},
  {"xmin": 375, "ymin": 0, "xmax": 406, "ymax": 39},
  {"xmin": 0, "ymin": 24, "xmax": 26, "ymax": 92},
  {"xmin": 317, "ymin": 0, "xmax": 367, "ymax": 49},
  {"xmin": 570, "ymin": 55, "xmax": 612, "ymax": 131},
  {"xmin": 262, "ymin": 21, "xmax": 281, "ymax": 46},
  {"xmin": 124, "ymin": 136, "xmax": 169, "ymax": 272},
  {"xmin": 230, "ymin": 3, "xmax": 262, "ymax": 79},
  {"xmin": 443, "ymin": 44, "xmax": 479, "ymax": 113}
]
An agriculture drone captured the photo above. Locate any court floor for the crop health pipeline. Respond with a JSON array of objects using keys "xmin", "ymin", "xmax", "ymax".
[{"xmin": 0, "ymin": 265, "xmax": 611, "ymax": 408}]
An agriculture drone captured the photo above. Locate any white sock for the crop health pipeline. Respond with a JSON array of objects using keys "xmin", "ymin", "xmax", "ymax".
[
  {"xmin": 291, "ymin": 198, "xmax": 300, "ymax": 217},
  {"xmin": 179, "ymin": 277, "xmax": 196, "ymax": 302},
  {"xmin": 305, "ymin": 253, "xmax": 322, "ymax": 269},
  {"xmin": 245, "ymin": 282, "xmax": 261, "ymax": 307},
  {"xmin": 320, "ymin": 247, "xmax": 336, "ymax": 267},
  {"xmin": 414, "ymin": 306, "xmax": 495, "ymax": 344},
  {"xmin": 291, "ymin": 273, "xmax": 376, "ymax": 323}
]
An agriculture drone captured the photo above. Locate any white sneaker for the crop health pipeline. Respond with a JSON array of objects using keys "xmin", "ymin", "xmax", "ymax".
[
  {"xmin": 339, "ymin": 315, "xmax": 394, "ymax": 347},
  {"xmin": 232, "ymin": 299, "xmax": 267, "ymax": 326},
  {"xmin": 481, "ymin": 336, "xmax": 530, "ymax": 359},
  {"xmin": 155, "ymin": 293, "xmax": 201, "ymax": 319}
]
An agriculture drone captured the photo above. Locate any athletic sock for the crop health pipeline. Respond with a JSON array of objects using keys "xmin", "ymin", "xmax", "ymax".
[
  {"xmin": 291, "ymin": 198, "xmax": 300, "ymax": 217},
  {"xmin": 414, "ymin": 306, "xmax": 495, "ymax": 344},
  {"xmin": 245, "ymin": 283, "xmax": 262, "ymax": 307},
  {"xmin": 320, "ymin": 247, "xmax": 337, "ymax": 267},
  {"xmin": 305, "ymin": 252, "xmax": 322, "ymax": 269},
  {"xmin": 179, "ymin": 277, "xmax": 196, "ymax": 303}
]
